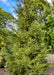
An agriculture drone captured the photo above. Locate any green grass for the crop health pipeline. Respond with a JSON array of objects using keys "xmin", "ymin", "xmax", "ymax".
[
  {"xmin": 0, "ymin": 55, "xmax": 1, "ymax": 57},
  {"xmin": 48, "ymin": 63, "xmax": 54, "ymax": 67}
]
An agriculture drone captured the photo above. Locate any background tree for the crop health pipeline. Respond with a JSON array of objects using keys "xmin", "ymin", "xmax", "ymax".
[
  {"xmin": 0, "ymin": 8, "xmax": 13, "ymax": 29},
  {"xmin": 45, "ymin": 1, "xmax": 54, "ymax": 51},
  {"xmin": 0, "ymin": 8, "xmax": 15, "ymax": 67},
  {"xmin": 0, "ymin": 8, "xmax": 14, "ymax": 52}
]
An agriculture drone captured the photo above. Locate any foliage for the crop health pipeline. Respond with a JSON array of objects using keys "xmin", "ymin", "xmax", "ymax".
[
  {"xmin": 0, "ymin": 8, "xmax": 15, "ymax": 68},
  {"xmin": 48, "ymin": 63, "xmax": 54, "ymax": 67},
  {"xmin": 0, "ymin": 55, "xmax": 6, "ymax": 68},
  {"xmin": 0, "ymin": 8, "xmax": 14, "ymax": 52},
  {"xmin": 4, "ymin": 0, "xmax": 52, "ymax": 75},
  {"xmin": 45, "ymin": 1, "xmax": 54, "ymax": 50},
  {"xmin": 0, "ymin": 0, "xmax": 53, "ymax": 75},
  {"xmin": 0, "ymin": 8, "xmax": 13, "ymax": 29}
]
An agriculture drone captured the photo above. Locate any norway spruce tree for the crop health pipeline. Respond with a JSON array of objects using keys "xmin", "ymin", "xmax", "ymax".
[{"xmin": 4, "ymin": 0, "xmax": 50, "ymax": 75}]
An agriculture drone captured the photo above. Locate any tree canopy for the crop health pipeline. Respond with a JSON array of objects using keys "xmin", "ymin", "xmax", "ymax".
[{"xmin": 0, "ymin": 8, "xmax": 14, "ymax": 52}]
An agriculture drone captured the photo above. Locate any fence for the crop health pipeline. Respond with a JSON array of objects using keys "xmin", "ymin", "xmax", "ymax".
[{"xmin": 46, "ymin": 54, "xmax": 54, "ymax": 64}]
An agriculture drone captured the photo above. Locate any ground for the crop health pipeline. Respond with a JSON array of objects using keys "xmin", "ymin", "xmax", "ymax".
[
  {"xmin": 46, "ymin": 66, "xmax": 54, "ymax": 75},
  {"xmin": 0, "ymin": 68, "xmax": 11, "ymax": 75},
  {"xmin": 0, "ymin": 67, "xmax": 54, "ymax": 75}
]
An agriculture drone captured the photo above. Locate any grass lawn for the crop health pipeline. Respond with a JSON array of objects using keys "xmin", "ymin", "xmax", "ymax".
[{"xmin": 48, "ymin": 63, "xmax": 54, "ymax": 67}]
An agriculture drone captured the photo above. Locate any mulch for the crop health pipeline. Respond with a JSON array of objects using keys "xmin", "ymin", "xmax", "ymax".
[
  {"xmin": 46, "ymin": 66, "xmax": 54, "ymax": 75},
  {"xmin": 0, "ymin": 67, "xmax": 54, "ymax": 75},
  {"xmin": 0, "ymin": 68, "xmax": 11, "ymax": 75}
]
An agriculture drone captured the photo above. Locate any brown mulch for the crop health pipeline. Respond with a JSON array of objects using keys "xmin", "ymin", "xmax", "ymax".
[
  {"xmin": 46, "ymin": 66, "xmax": 54, "ymax": 75},
  {"xmin": 0, "ymin": 68, "xmax": 11, "ymax": 75}
]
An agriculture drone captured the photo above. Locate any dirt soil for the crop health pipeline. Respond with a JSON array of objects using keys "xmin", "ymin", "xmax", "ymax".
[
  {"xmin": 0, "ymin": 68, "xmax": 11, "ymax": 75},
  {"xmin": 46, "ymin": 66, "xmax": 54, "ymax": 75}
]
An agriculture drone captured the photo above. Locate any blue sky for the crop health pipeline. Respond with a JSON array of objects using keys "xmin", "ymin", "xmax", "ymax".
[
  {"xmin": 0, "ymin": 0, "xmax": 51, "ymax": 18},
  {"xmin": 0, "ymin": 0, "xmax": 17, "ymax": 18}
]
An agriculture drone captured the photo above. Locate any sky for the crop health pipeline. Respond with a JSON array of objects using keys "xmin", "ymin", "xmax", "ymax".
[
  {"xmin": 0, "ymin": 0, "xmax": 52, "ymax": 18},
  {"xmin": 0, "ymin": 0, "xmax": 17, "ymax": 18}
]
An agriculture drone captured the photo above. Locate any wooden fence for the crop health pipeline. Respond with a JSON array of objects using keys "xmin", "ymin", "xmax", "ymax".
[{"xmin": 46, "ymin": 54, "xmax": 54, "ymax": 64}]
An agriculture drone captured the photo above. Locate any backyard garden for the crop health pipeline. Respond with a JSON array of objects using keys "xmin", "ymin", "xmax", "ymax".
[{"xmin": 0, "ymin": 0, "xmax": 54, "ymax": 75}]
